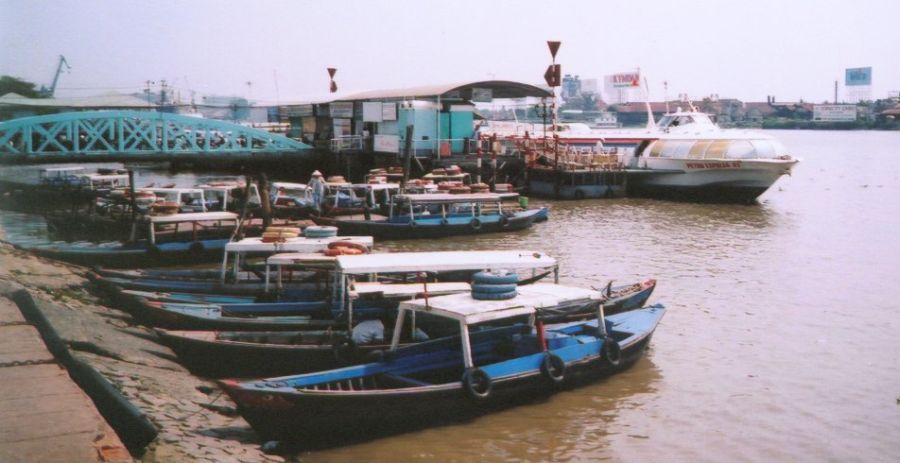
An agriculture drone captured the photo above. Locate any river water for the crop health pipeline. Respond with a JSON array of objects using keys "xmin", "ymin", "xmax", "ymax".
[{"xmin": 1, "ymin": 130, "xmax": 898, "ymax": 461}]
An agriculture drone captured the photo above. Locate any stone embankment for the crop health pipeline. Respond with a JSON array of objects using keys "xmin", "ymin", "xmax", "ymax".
[{"xmin": 0, "ymin": 241, "xmax": 290, "ymax": 463}]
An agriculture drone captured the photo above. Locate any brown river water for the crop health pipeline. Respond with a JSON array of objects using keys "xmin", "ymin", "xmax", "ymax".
[{"xmin": 1, "ymin": 129, "xmax": 898, "ymax": 461}]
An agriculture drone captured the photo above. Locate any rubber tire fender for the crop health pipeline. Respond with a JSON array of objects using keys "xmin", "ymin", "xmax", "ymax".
[
  {"xmin": 471, "ymin": 282, "xmax": 518, "ymax": 294},
  {"xmin": 602, "ymin": 337, "xmax": 622, "ymax": 367},
  {"xmin": 473, "ymin": 271, "xmax": 519, "ymax": 285},
  {"xmin": 469, "ymin": 218, "xmax": 482, "ymax": 231},
  {"xmin": 462, "ymin": 368, "xmax": 492, "ymax": 401},
  {"xmin": 498, "ymin": 215, "xmax": 510, "ymax": 228},
  {"xmin": 574, "ymin": 189, "xmax": 586, "ymax": 200},
  {"xmin": 541, "ymin": 352, "xmax": 567, "ymax": 385}
]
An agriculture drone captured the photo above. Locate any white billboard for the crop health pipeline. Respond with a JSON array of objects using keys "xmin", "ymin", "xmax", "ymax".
[
  {"xmin": 813, "ymin": 105, "xmax": 857, "ymax": 121},
  {"xmin": 373, "ymin": 134, "xmax": 400, "ymax": 153},
  {"xmin": 604, "ymin": 72, "xmax": 642, "ymax": 104}
]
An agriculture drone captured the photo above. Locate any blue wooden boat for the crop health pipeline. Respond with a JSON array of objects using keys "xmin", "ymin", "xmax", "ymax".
[
  {"xmin": 219, "ymin": 286, "xmax": 666, "ymax": 445},
  {"xmin": 313, "ymin": 193, "xmax": 546, "ymax": 239},
  {"xmin": 154, "ymin": 278, "xmax": 656, "ymax": 378},
  {"xmin": 21, "ymin": 212, "xmax": 241, "ymax": 268}
]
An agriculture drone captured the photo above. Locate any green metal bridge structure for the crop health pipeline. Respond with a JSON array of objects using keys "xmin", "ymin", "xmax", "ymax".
[{"xmin": 0, "ymin": 111, "xmax": 311, "ymax": 163}]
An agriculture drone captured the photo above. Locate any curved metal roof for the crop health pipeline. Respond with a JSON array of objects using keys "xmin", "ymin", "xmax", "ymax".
[{"xmin": 336, "ymin": 80, "xmax": 551, "ymax": 102}]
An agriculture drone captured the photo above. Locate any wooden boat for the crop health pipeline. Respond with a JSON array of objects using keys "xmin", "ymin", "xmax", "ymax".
[
  {"xmin": 155, "ymin": 329, "xmax": 384, "ymax": 378},
  {"xmin": 23, "ymin": 212, "xmax": 241, "ymax": 268},
  {"xmin": 86, "ymin": 234, "xmax": 375, "ymax": 295},
  {"xmin": 313, "ymin": 193, "xmax": 546, "ymax": 239},
  {"xmin": 153, "ymin": 279, "xmax": 653, "ymax": 378},
  {"xmin": 219, "ymin": 288, "xmax": 666, "ymax": 445}
]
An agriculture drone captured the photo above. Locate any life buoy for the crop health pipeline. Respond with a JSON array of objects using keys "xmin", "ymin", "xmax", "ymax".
[
  {"xmin": 541, "ymin": 353, "xmax": 567, "ymax": 385},
  {"xmin": 462, "ymin": 368, "xmax": 492, "ymax": 400},
  {"xmin": 602, "ymin": 337, "xmax": 622, "ymax": 367},
  {"xmin": 498, "ymin": 215, "xmax": 510, "ymax": 228},
  {"xmin": 327, "ymin": 240, "xmax": 369, "ymax": 253},
  {"xmin": 469, "ymin": 218, "xmax": 482, "ymax": 231}
]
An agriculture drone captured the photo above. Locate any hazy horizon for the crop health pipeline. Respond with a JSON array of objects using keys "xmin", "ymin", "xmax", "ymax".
[{"xmin": 2, "ymin": 0, "xmax": 898, "ymax": 105}]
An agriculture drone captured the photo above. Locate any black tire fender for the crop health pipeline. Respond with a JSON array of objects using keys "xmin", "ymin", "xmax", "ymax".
[
  {"xmin": 462, "ymin": 368, "xmax": 492, "ymax": 400},
  {"xmin": 541, "ymin": 352, "xmax": 567, "ymax": 385},
  {"xmin": 603, "ymin": 337, "xmax": 621, "ymax": 367},
  {"xmin": 469, "ymin": 218, "xmax": 482, "ymax": 231}
]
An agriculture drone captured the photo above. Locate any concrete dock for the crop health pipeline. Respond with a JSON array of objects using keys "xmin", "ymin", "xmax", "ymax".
[{"xmin": 0, "ymin": 297, "xmax": 131, "ymax": 463}]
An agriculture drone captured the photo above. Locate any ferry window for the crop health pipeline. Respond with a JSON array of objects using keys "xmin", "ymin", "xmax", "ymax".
[
  {"xmin": 688, "ymin": 140, "xmax": 712, "ymax": 159},
  {"xmin": 648, "ymin": 141, "xmax": 664, "ymax": 157},
  {"xmin": 751, "ymin": 139, "xmax": 785, "ymax": 158},
  {"xmin": 661, "ymin": 140, "xmax": 691, "ymax": 158},
  {"xmin": 726, "ymin": 140, "xmax": 756, "ymax": 159},
  {"xmin": 704, "ymin": 140, "xmax": 730, "ymax": 159}
]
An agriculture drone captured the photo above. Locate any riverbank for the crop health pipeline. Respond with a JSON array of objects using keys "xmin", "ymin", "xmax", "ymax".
[{"xmin": 0, "ymin": 240, "xmax": 289, "ymax": 463}]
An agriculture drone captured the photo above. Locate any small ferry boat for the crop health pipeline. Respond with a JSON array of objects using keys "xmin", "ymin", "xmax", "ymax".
[
  {"xmin": 313, "ymin": 192, "xmax": 545, "ymax": 239},
  {"xmin": 26, "ymin": 211, "xmax": 241, "ymax": 267},
  {"xmin": 219, "ymin": 287, "xmax": 666, "ymax": 444}
]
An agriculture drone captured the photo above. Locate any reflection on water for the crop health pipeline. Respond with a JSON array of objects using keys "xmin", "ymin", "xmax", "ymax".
[
  {"xmin": 311, "ymin": 356, "xmax": 662, "ymax": 463},
  {"xmin": 1, "ymin": 130, "xmax": 899, "ymax": 461}
]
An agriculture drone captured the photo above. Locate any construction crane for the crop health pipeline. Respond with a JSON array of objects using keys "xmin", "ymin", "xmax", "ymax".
[{"xmin": 39, "ymin": 55, "xmax": 71, "ymax": 97}]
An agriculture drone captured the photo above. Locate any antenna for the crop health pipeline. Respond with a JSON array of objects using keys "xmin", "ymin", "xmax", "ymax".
[{"xmin": 642, "ymin": 74, "xmax": 657, "ymax": 129}]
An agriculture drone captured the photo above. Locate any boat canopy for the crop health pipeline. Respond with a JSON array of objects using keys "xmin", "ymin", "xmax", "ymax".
[
  {"xmin": 226, "ymin": 236, "xmax": 373, "ymax": 253},
  {"xmin": 333, "ymin": 250, "xmax": 556, "ymax": 275},
  {"xmin": 394, "ymin": 193, "xmax": 504, "ymax": 204},
  {"xmin": 647, "ymin": 138, "xmax": 789, "ymax": 160},
  {"xmin": 146, "ymin": 211, "xmax": 238, "ymax": 224},
  {"xmin": 397, "ymin": 283, "xmax": 602, "ymax": 325}
]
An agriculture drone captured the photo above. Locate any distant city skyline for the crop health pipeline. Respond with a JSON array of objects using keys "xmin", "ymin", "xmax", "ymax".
[{"xmin": 2, "ymin": 0, "xmax": 898, "ymax": 104}]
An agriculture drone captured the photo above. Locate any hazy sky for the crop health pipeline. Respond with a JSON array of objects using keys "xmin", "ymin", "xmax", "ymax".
[{"xmin": 2, "ymin": 0, "xmax": 898, "ymax": 104}]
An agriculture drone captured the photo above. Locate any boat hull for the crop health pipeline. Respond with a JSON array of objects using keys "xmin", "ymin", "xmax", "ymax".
[
  {"xmin": 314, "ymin": 210, "xmax": 541, "ymax": 240},
  {"xmin": 220, "ymin": 306, "xmax": 664, "ymax": 446},
  {"xmin": 627, "ymin": 158, "xmax": 797, "ymax": 203}
]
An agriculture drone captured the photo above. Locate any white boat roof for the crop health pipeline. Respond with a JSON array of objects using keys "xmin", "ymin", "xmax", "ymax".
[
  {"xmin": 352, "ymin": 281, "xmax": 470, "ymax": 297},
  {"xmin": 227, "ymin": 235, "xmax": 373, "ymax": 253},
  {"xmin": 273, "ymin": 182, "xmax": 309, "ymax": 190},
  {"xmin": 140, "ymin": 187, "xmax": 205, "ymax": 194},
  {"xmin": 354, "ymin": 183, "xmax": 400, "ymax": 191},
  {"xmin": 398, "ymin": 283, "xmax": 602, "ymax": 325},
  {"xmin": 334, "ymin": 250, "xmax": 556, "ymax": 274},
  {"xmin": 395, "ymin": 193, "xmax": 503, "ymax": 203},
  {"xmin": 146, "ymin": 211, "xmax": 238, "ymax": 224},
  {"xmin": 265, "ymin": 252, "xmax": 338, "ymax": 266}
]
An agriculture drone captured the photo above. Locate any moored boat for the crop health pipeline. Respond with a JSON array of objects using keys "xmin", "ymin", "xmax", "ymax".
[
  {"xmin": 314, "ymin": 193, "xmax": 545, "ymax": 239},
  {"xmin": 219, "ymin": 287, "xmax": 666, "ymax": 445}
]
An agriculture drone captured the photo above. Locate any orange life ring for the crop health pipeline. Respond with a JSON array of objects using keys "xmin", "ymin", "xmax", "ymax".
[{"xmin": 327, "ymin": 240, "xmax": 369, "ymax": 253}]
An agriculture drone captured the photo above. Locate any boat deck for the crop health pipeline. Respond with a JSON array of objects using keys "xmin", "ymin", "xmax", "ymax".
[{"xmin": 0, "ymin": 297, "xmax": 130, "ymax": 463}]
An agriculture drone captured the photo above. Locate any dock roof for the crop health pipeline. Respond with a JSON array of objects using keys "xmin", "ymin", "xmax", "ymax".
[{"xmin": 335, "ymin": 80, "xmax": 551, "ymax": 102}]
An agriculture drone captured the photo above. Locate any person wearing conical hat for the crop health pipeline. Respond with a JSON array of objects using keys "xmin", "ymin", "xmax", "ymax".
[{"xmin": 309, "ymin": 170, "xmax": 326, "ymax": 212}]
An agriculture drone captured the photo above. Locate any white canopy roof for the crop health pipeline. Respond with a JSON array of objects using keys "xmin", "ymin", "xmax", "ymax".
[
  {"xmin": 335, "ymin": 250, "xmax": 556, "ymax": 275},
  {"xmin": 395, "ymin": 193, "xmax": 503, "ymax": 204},
  {"xmin": 398, "ymin": 283, "xmax": 602, "ymax": 325},
  {"xmin": 227, "ymin": 236, "xmax": 373, "ymax": 253},
  {"xmin": 146, "ymin": 211, "xmax": 238, "ymax": 224}
]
